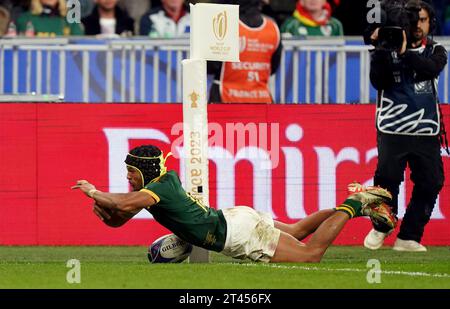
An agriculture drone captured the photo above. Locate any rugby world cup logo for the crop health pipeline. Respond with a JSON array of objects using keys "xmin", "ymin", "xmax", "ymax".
[{"xmin": 213, "ymin": 10, "xmax": 228, "ymax": 41}]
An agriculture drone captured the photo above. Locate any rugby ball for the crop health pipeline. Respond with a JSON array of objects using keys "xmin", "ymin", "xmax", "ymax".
[{"xmin": 148, "ymin": 234, "xmax": 193, "ymax": 263}]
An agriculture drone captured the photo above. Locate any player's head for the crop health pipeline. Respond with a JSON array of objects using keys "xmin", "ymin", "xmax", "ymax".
[{"xmin": 125, "ymin": 145, "xmax": 171, "ymax": 190}]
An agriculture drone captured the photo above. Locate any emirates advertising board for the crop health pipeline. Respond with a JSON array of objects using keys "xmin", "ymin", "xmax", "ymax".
[{"xmin": 0, "ymin": 103, "xmax": 449, "ymax": 245}]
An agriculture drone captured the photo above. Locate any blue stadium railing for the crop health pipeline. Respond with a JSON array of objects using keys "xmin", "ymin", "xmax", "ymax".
[{"xmin": 0, "ymin": 36, "xmax": 449, "ymax": 103}]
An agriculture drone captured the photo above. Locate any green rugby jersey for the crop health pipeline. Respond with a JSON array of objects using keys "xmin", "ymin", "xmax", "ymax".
[
  {"xmin": 141, "ymin": 171, "xmax": 227, "ymax": 252},
  {"xmin": 281, "ymin": 17, "xmax": 343, "ymax": 37},
  {"xmin": 17, "ymin": 12, "xmax": 84, "ymax": 36}
]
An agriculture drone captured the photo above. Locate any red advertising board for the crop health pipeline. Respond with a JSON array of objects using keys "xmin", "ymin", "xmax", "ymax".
[{"xmin": 0, "ymin": 103, "xmax": 449, "ymax": 245}]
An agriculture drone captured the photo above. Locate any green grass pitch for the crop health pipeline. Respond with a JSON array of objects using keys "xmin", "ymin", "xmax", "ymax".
[{"xmin": 0, "ymin": 246, "xmax": 449, "ymax": 289}]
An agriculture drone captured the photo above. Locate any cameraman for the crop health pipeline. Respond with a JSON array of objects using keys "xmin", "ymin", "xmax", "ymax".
[{"xmin": 365, "ymin": 1, "xmax": 448, "ymax": 252}]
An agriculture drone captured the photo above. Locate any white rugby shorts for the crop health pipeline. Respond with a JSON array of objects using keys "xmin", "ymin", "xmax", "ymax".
[{"xmin": 221, "ymin": 206, "xmax": 280, "ymax": 263}]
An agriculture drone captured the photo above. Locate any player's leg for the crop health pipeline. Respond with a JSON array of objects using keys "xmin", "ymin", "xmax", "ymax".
[
  {"xmin": 220, "ymin": 207, "xmax": 337, "ymax": 263},
  {"xmin": 274, "ymin": 209, "xmax": 336, "ymax": 241},
  {"xmin": 270, "ymin": 187, "xmax": 393, "ymax": 263},
  {"xmin": 274, "ymin": 181, "xmax": 395, "ymax": 242},
  {"xmin": 271, "ymin": 211, "xmax": 350, "ymax": 263}
]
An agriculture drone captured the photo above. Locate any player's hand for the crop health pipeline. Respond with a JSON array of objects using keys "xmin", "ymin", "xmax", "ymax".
[
  {"xmin": 71, "ymin": 180, "xmax": 97, "ymax": 198},
  {"xmin": 370, "ymin": 27, "xmax": 380, "ymax": 42},
  {"xmin": 93, "ymin": 202, "xmax": 112, "ymax": 221},
  {"xmin": 399, "ymin": 30, "xmax": 407, "ymax": 55}
]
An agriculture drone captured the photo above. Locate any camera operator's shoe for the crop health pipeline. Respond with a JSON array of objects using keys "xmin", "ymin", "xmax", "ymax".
[
  {"xmin": 336, "ymin": 183, "xmax": 392, "ymax": 218},
  {"xmin": 364, "ymin": 228, "xmax": 392, "ymax": 250},
  {"xmin": 393, "ymin": 238, "xmax": 427, "ymax": 252}
]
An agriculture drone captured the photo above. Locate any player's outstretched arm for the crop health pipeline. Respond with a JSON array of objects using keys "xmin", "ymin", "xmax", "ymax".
[{"xmin": 71, "ymin": 180, "xmax": 156, "ymax": 213}]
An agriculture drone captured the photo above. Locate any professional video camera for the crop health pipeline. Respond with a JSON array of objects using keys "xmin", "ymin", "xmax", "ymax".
[{"xmin": 377, "ymin": 0, "xmax": 421, "ymax": 51}]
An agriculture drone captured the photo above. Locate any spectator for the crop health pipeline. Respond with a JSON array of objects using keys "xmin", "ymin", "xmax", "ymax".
[
  {"xmin": 82, "ymin": 0, "xmax": 134, "ymax": 37},
  {"xmin": 281, "ymin": 0, "xmax": 343, "ymax": 37},
  {"xmin": 208, "ymin": 0, "xmax": 282, "ymax": 103},
  {"xmin": 16, "ymin": 0, "xmax": 83, "ymax": 36},
  {"xmin": 139, "ymin": 0, "xmax": 190, "ymax": 38}
]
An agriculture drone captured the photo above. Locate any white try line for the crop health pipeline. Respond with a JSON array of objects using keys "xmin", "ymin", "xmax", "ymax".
[{"xmin": 239, "ymin": 263, "xmax": 450, "ymax": 278}]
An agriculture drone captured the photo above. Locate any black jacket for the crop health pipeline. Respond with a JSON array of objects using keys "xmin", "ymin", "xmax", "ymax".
[
  {"xmin": 81, "ymin": 5, "xmax": 134, "ymax": 35},
  {"xmin": 370, "ymin": 39, "xmax": 448, "ymax": 91},
  {"xmin": 370, "ymin": 38, "xmax": 448, "ymax": 136}
]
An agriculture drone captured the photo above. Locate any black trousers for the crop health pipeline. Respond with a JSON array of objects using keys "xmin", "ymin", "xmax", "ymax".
[{"xmin": 374, "ymin": 132, "xmax": 445, "ymax": 242}]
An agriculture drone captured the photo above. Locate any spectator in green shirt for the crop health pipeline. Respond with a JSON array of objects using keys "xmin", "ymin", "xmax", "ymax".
[
  {"xmin": 17, "ymin": 0, "xmax": 83, "ymax": 37},
  {"xmin": 281, "ymin": 0, "xmax": 343, "ymax": 37}
]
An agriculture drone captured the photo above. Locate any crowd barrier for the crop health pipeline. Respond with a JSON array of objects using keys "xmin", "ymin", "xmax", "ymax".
[
  {"xmin": 1, "ymin": 103, "xmax": 449, "ymax": 245},
  {"xmin": 1, "ymin": 37, "xmax": 450, "ymax": 104}
]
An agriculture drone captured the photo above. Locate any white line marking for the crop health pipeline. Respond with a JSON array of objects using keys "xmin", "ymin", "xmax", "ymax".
[{"xmin": 237, "ymin": 263, "xmax": 450, "ymax": 278}]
